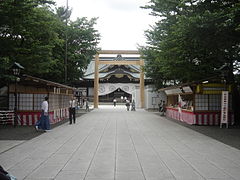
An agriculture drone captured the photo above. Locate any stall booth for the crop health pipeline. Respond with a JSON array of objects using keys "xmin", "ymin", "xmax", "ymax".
[
  {"xmin": 161, "ymin": 82, "xmax": 234, "ymax": 125},
  {"xmin": 8, "ymin": 75, "xmax": 75, "ymax": 126}
]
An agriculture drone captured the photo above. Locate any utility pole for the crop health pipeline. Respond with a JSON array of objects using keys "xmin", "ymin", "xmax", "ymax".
[{"xmin": 64, "ymin": 0, "xmax": 69, "ymax": 83}]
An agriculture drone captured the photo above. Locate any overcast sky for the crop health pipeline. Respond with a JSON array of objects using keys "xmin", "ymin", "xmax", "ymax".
[{"xmin": 54, "ymin": 0, "xmax": 156, "ymax": 50}]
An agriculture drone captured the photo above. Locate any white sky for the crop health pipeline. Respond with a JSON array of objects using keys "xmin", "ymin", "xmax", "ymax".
[{"xmin": 54, "ymin": 0, "xmax": 156, "ymax": 50}]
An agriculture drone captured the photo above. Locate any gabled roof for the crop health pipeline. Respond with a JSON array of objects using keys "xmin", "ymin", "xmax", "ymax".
[
  {"xmin": 22, "ymin": 74, "xmax": 75, "ymax": 90},
  {"xmin": 83, "ymin": 60, "xmax": 145, "ymax": 80}
]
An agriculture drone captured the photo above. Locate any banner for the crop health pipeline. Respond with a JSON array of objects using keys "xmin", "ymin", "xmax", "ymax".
[{"xmin": 220, "ymin": 91, "xmax": 229, "ymax": 127}]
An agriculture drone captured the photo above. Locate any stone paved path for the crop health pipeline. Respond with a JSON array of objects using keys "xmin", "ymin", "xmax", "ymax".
[{"xmin": 1, "ymin": 105, "xmax": 240, "ymax": 180}]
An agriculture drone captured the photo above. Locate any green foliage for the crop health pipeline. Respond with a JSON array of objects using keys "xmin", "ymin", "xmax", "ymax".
[
  {"xmin": 0, "ymin": 57, "xmax": 13, "ymax": 87},
  {"xmin": 0, "ymin": 0, "xmax": 100, "ymax": 86},
  {"xmin": 66, "ymin": 17, "xmax": 100, "ymax": 83},
  {"xmin": 141, "ymin": 0, "xmax": 240, "ymax": 87}
]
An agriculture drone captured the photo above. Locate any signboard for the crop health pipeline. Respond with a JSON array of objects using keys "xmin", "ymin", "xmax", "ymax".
[
  {"xmin": 196, "ymin": 83, "xmax": 231, "ymax": 94},
  {"xmin": 165, "ymin": 86, "xmax": 193, "ymax": 95},
  {"xmin": 220, "ymin": 91, "xmax": 229, "ymax": 128}
]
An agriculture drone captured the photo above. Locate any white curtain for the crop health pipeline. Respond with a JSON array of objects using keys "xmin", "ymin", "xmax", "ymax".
[{"xmin": 98, "ymin": 83, "xmax": 136, "ymax": 96}]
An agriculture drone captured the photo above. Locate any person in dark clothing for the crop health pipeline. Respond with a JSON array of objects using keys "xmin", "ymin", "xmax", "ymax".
[
  {"xmin": 158, "ymin": 100, "xmax": 163, "ymax": 112},
  {"xmin": 69, "ymin": 96, "xmax": 76, "ymax": 124},
  {"xmin": 161, "ymin": 100, "xmax": 166, "ymax": 116},
  {"xmin": 0, "ymin": 165, "xmax": 10, "ymax": 180},
  {"xmin": 0, "ymin": 165, "xmax": 17, "ymax": 180},
  {"xmin": 131, "ymin": 99, "xmax": 136, "ymax": 111}
]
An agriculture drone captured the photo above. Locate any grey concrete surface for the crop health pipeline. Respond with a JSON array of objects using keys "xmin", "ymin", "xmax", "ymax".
[
  {"xmin": 1, "ymin": 105, "xmax": 240, "ymax": 180},
  {"xmin": 0, "ymin": 140, "xmax": 24, "ymax": 154}
]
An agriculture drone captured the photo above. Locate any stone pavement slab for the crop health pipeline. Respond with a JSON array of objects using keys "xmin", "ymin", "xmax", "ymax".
[
  {"xmin": 0, "ymin": 140, "xmax": 24, "ymax": 153},
  {"xmin": 0, "ymin": 105, "xmax": 240, "ymax": 180}
]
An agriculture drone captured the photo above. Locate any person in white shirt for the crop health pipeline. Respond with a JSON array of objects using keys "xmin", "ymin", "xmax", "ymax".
[
  {"xmin": 126, "ymin": 99, "xmax": 130, "ymax": 111},
  {"xmin": 35, "ymin": 96, "xmax": 50, "ymax": 131},
  {"xmin": 113, "ymin": 98, "xmax": 117, "ymax": 107},
  {"xmin": 41, "ymin": 99, "xmax": 48, "ymax": 115},
  {"xmin": 85, "ymin": 98, "xmax": 89, "ymax": 112},
  {"xmin": 69, "ymin": 96, "xmax": 76, "ymax": 124}
]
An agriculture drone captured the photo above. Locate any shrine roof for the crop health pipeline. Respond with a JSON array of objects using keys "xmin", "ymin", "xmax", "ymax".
[{"xmin": 83, "ymin": 60, "xmax": 144, "ymax": 80}]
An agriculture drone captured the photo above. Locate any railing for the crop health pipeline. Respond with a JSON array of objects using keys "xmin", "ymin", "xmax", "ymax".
[{"xmin": 0, "ymin": 111, "xmax": 14, "ymax": 125}]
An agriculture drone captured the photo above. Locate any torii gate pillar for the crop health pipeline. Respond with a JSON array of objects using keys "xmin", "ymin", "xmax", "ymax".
[
  {"xmin": 94, "ymin": 53, "xmax": 99, "ymax": 108},
  {"xmin": 140, "ymin": 59, "xmax": 145, "ymax": 108}
]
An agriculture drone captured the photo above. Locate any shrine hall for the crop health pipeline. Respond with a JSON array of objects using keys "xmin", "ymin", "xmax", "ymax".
[{"xmin": 80, "ymin": 50, "xmax": 155, "ymax": 108}]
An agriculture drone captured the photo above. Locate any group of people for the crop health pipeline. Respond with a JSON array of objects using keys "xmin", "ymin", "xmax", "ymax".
[
  {"xmin": 34, "ymin": 96, "xmax": 91, "ymax": 131},
  {"xmin": 113, "ymin": 98, "xmax": 136, "ymax": 111},
  {"xmin": 126, "ymin": 99, "xmax": 136, "ymax": 111}
]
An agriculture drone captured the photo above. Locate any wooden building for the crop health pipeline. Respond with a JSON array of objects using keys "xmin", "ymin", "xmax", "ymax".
[
  {"xmin": 8, "ymin": 75, "xmax": 74, "ymax": 125},
  {"xmin": 80, "ymin": 51, "xmax": 153, "ymax": 108},
  {"xmin": 160, "ymin": 82, "xmax": 234, "ymax": 125}
]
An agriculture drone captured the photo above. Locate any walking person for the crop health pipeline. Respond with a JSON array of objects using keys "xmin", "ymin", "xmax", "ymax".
[
  {"xmin": 85, "ymin": 98, "xmax": 89, "ymax": 112},
  {"xmin": 126, "ymin": 99, "xmax": 130, "ymax": 111},
  {"xmin": 113, "ymin": 98, "xmax": 117, "ymax": 107},
  {"xmin": 158, "ymin": 100, "xmax": 163, "ymax": 112},
  {"xmin": 82, "ymin": 98, "xmax": 85, "ymax": 107},
  {"xmin": 131, "ymin": 99, "xmax": 136, "ymax": 111},
  {"xmin": 69, "ymin": 96, "xmax": 76, "ymax": 124},
  {"xmin": 161, "ymin": 100, "xmax": 166, "ymax": 116},
  {"xmin": 35, "ymin": 96, "xmax": 50, "ymax": 131}
]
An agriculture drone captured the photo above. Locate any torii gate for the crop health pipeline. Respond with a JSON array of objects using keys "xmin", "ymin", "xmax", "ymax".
[{"xmin": 94, "ymin": 50, "xmax": 145, "ymax": 108}]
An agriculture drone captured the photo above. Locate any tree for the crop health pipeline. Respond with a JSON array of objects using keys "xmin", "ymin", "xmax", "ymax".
[
  {"xmin": 64, "ymin": 17, "xmax": 100, "ymax": 84},
  {"xmin": 0, "ymin": 0, "xmax": 100, "ymax": 86},
  {"xmin": 0, "ymin": 0, "xmax": 60, "ymax": 81},
  {"xmin": 141, "ymin": 0, "xmax": 240, "ymax": 124},
  {"xmin": 142, "ymin": 0, "xmax": 240, "ymax": 85},
  {"xmin": 48, "ymin": 7, "xmax": 100, "ymax": 84}
]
